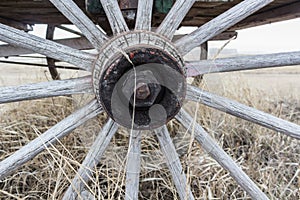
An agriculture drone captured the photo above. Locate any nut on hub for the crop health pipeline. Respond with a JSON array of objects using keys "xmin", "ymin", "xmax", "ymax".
[
  {"xmin": 122, "ymin": 70, "xmax": 161, "ymax": 107},
  {"xmin": 92, "ymin": 32, "xmax": 186, "ymax": 130}
]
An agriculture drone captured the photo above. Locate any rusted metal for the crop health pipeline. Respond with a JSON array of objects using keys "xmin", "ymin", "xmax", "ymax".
[
  {"xmin": 122, "ymin": 70, "xmax": 161, "ymax": 107},
  {"xmin": 98, "ymin": 47, "xmax": 186, "ymax": 130},
  {"xmin": 136, "ymin": 82, "xmax": 151, "ymax": 100}
]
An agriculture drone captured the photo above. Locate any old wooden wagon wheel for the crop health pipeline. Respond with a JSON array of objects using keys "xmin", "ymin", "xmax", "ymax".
[{"xmin": 0, "ymin": 0, "xmax": 300, "ymax": 199}]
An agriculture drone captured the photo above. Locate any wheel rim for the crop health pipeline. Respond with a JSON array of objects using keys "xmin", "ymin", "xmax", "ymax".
[{"xmin": 0, "ymin": 0, "xmax": 299, "ymax": 199}]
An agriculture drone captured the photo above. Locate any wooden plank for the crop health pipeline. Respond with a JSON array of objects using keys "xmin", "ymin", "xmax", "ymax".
[
  {"xmin": 186, "ymin": 85, "xmax": 300, "ymax": 139},
  {"xmin": 175, "ymin": 0, "xmax": 273, "ymax": 55},
  {"xmin": 232, "ymin": 1, "xmax": 300, "ymax": 30},
  {"xmin": 173, "ymin": 31, "xmax": 237, "ymax": 42},
  {"xmin": 49, "ymin": 0, "xmax": 108, "ymax": 49},
  {"xmin": 63, "ymin": 119, "xmax": 118, "ymax": 200},
  {"xmin": 0, "ymin": 17, "xmax": 31, "ymax": 31},
  {"xmin": 155, "ymin": 126, "xmax": 195, "ymax": 200},
  {"xmin": 0, "ymin": 37, "xmax": 93, "ymax": 57},
  {"xmin": 156, "ymin": 0, "xmax": 196, "ymax": 39},
  {"xmin": 0, "ymin": 76, "xmax": 92, "ymax": 104},
  {"xmin": 186, "ymin": 51, "xmax": 300, "ymax": 76},
  {"xmin": 99, "ymin": 0, "xmax": 129, "ymax": 35},
  {"xmin": 0, "ymin": 100, "xmax": 103, "ymax": 180},
  {"xmin": 0, "ymin": 23, "xmax": 96, "ymax": 71},
  {"xmin": 135, "ymin": 0, "xmax": 154, "ymax": 31},
  {"xmin": 125, "ymin": 130, "xmax": 142, "ymax": 200},
  {"xmin": 175, "ymin": 109, "xmax": 269, "ymax": 200}
]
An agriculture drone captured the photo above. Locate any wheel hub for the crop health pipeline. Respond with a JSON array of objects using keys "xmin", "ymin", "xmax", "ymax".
[{"xmin": 93, "ymin": 32, "xmax": 186, "ymax": 130}]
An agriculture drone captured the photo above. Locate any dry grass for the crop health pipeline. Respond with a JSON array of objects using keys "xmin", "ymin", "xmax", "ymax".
[{"xmin": 0, "ymin": 78, "xmax": 299, "ymax": 200}]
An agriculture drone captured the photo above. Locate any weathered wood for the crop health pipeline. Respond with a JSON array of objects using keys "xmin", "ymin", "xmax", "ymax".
[
  {"xmin": 192, "ymin": 41, "xmax": 207, "ymax": 86},
  {"xmin": 155, "ymin": 126, "xmax": 195, "ymax": 200},
  {"xmin": 176, "ymin": 0, "xmax": 273, "ymax": 55},
  {"xmin": 156, "ymin": 0, "xmax": 196, "ymax": 39},
  {"xmin": 0, "ymin": 76, "xmax": 92, "ymax": 104},
  {"xmin": 80, "ymin": 190, "xmax": 94, "ymax": 200},
  {"xmin": 0, "ymin": 100, "xmax": 103, "ymax": 180},
  {"xmin": 46, "ymin": 25, "xmax": 60, "ymax": 80},
  {"xmin": 0, "ymin": 60, "xmax": 79, "ymax": 71},
  {"xmin": 232, "ymin": 1, "xmax": 300, "ymax": 30},
  {"xmin": 0, "ymin": 0, "xmax": 298, "ymax": 30},
  {"xmin": 125, "ymin": 130, "xmax": 142, "ymax": 200},
  {"xmin": 56, "ymin": 25, "xmax": 84, "ymax": 36},
  {"xmin": 186, "ymin": 85, "xmax": 300, "ymax": 139},
  {"xmin": 173, "ymin": 31, "xmax": 237, "ymax": 42},
  {"xmin": 135, "ymin": 0, "xmax": 153, "ymax": 31},
  {"xmin": 175, "ymin": 109, "xmax": 269, "ymax": 200},
  {"xmin": 99, "ymin": 0, "xmax": 129, "ymax": 35},
  {"xmin": 0, "ymin": 37, "xmax": 93, "ymax": 57},
  {"xmin": 0, "ymin": 23, "xmax": 96, "ymax": 71},
  {"xmin": 0, "ymin": 16, "xmax": 31, "ymax": 31},
  {"xmin": 186, "ymin": 51, "xmax": 300, "ymax": 76},
  {"xmin": 63, "ymin": 119, "xmax": 118, "ymax": 200},
  {"xmin": 49, "ymin": 0, "xmax": 107, "ymax": 49}
]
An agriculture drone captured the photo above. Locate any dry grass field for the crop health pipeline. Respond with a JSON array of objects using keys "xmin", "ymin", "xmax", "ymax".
[{"xmin": 0, "ymin": 62, "xmax": 299, "ymax": 199}]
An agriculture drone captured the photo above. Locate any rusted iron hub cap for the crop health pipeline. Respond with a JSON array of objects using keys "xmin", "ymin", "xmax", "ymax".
[{"xmin": 93, "ymin": 32, "xmax": 186, "ymax": 130}]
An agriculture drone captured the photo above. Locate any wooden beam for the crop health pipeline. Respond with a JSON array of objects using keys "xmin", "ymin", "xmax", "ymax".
[
  {"xmin": 0, "ymin": 37, "xmax": 93, "ymax": 57},
  {"xmin": 0, "ymin": 17, "xmax": 32, "ymax": 31},
  {"xmin": 135, "ymin": 0, "xmax": 154, "ymax": 31},
  {"xmin": 173, "ymin": 31, "xmax": 237, "ymax": 42},
  {"xmin": 186, "ymin": 85, "xmax": 300, "ymax": 140},
  {"xmin": 232, "ymin": 1, "xmax": 300, "ymax": 30},
  {"xmin": 186, "ymin": 51, "xmax": 300, "ymax": 76},
  {"xmin": 0, "ymin": 76, "xmax": 93, "ymax": 104},
  {"xmin": 125, "ymin": 130, "xmax": 142, "ymax": 200},
  {"xmin": 49, "ymin": 0, "xmax": 108, "ymax": 49},
  {"xmin": 99, "ymin": 0, "xmax": 129, "ymax": 34},
  {"xmin": 63, "ymin": 119, "xmax": 118, "ymax": 200},
  {"xmin": 156, "ymin": 0, "xmax": 196, "ymax": 39},
  {"xmin": 0, "ymin": 23, "xmax": 96, "ymax": 71},
  {"xmin": 155, "ymin": 126, "xmax": 195, "ymax": 200}
]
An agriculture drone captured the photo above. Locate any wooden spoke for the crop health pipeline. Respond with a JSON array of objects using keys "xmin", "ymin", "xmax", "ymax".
[
  {"xmin": 156, "ymin": 0, "xmax": 196, "ymax": 39},
  {"xmin": 0, "ymin": 100, "xmax": 103, "ymax": 180},
  {"xmin": 135, "ymin": 0, "xmax": 154, "ymax": 31},
  {"xmin": 186, "ymin": 85, "xmax": 300, "ymax": 139},
  {"xmin": 0, "ymin": 23, "xmax": 96, "ymax": 71},
  {"xmin": 49, "ymin": 0, "xmax": 107, "ymax": 49},
  {"xmin": 63, "ymin": 119, "xmax": 118, "ymax": 200},
  {"xmin": 0, "ymin": 37, "xmax": 93, "ymax": 57},
  {"xmin": 175, "ymin": 0, "xmax": 273, "ymax": 55},
  {"xmin": 186, "ymin": 51, "xmax": 300, "ymax": 76},
  {"xmin": 0, "ymin": 76, "xmax": 93, "ymax": 104},
  {"xmin": 155, "ymin": 126, "xmax": 194, "ymax": 200},
  {"xmin": 99, "ymin": 0, "xmax": 129, "ymax": 35},
  {"xmin": 175, "ymin": 109, "xmax": 269, "ymax": 200},
  {"xmin": 125, "ymin": 130, "xmax": 142, "ymax": 200}
]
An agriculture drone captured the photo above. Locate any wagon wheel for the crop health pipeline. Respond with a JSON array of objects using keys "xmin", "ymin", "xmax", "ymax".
[{"xmin": 0, "ymin": 0, "xmax": 300, "ymax": 199}]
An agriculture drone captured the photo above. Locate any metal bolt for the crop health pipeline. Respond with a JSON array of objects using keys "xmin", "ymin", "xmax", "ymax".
[
  {"xmin": 122, "ymin": 70, "xmax": 161, "ymax": 107},
  {"xmin": 136, "ymin": 82, "xmax": 151, "ymax": 100}
]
